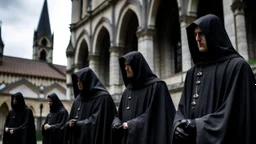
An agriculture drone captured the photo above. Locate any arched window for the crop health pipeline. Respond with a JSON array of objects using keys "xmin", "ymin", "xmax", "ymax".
[
  {"xmin": 41, "ymin": 38, "xmax": 47, "ymax": 46},
  {"xmin": 39, "ymin": 50, "xmax": 47, "ymax": 61}
]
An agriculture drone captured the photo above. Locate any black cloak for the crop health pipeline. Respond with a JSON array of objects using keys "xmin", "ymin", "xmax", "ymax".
[
  {"xmin": 64, "ymin": 67, "xmax": 117, "ymax": 144},
  {"xmin": 172, "ymin": 14, "xmax": 256, "ymax": 144},
  {"xmin": 42, "ymin": 93, "xmax": 68, "ymax": 144},
  {"xmin": 112, "ymin": 51, "xmax": 176, "ymax": 144},
  {"xmin": 3, "ymin": 92, "xmax": 36, "ymax": 144}
]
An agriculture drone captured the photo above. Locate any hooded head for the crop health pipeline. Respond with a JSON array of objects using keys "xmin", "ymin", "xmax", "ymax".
[
  {"xmin": 119, "ymin": 51, "xmax": 159, "ymax": 88},
  {"xmin": 71, "ymin": 67, "xmax": 108, "ymax": 99},
  {"xmin": 186, "ymin": 14, "xmax": 241, "ymax": 65},
  {"xmin": 47, "ymin": 93, "xmax": 64, "ymax": 112},
  {"xmin": 11, "ymin": 92, "xmax": 27, "ymax": 111}
]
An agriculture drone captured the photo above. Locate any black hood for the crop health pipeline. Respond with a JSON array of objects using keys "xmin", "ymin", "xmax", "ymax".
[
  {"xmin": 11, "ymin": 92, "xmax": 27, "ymax": 111},
  {"xmin": 186, "ymin": 14, "xmax": 241, "ymax": 65},
  {"xmin": 47, "ymin": 93, "xmax": 64, "ymax": 112},
  {"xmin": 119, "ymin": 51, "xmax": 160, "ymax": 88},
  {"xmin": 71, "ymin": 67, "xmax": 109, "ymax": 99}
]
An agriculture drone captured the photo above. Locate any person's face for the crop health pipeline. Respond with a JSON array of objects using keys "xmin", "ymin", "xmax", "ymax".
[
  {"xmin": 47, "ymin": 98, "xmax": 53, "ymax": 106},
  {"xmin": 124, "ymin": 60, "xmax": 134, "ymax": 78},
  {"xmin": 77, "ymin": 78, "xmax": 83, "ymax": 90},
  {"xmin": 194, "ymin": 26, "xmax": 208, "ymax": 52},
  {"xmin": 13, "ymin": 97, "xmax": 17, "ymax": 105}
]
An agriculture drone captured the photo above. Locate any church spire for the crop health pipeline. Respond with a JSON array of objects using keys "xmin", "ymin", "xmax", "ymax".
[
  {"xmin": 33, "ymin": 0, "xmax": 54, "ymax": 63},
  {"xmin": 0, "ymin": 21, "xmax": 4, "ymax": 65},
  {"xmin": 36, "ymin": 0, "xmax": 51, "ymax": 39},
  {"xmin": 0, "ymin": 21, "xmax": 4, "ymax": 48}
]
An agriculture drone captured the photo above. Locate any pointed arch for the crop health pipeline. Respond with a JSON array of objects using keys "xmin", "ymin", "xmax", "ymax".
[
  {"xmin": 148, "ymin": 0, "xmax": 161, "ymax": 26},
  {"xmin": 0, "ymin": 102, "xmax": 9, "ymax": 134},
  {"xmin": 0, "ymin": 102, "xmax": 9, "ymax": 112},
  {"xmin": 41, "ymin": 38, "xmax": 48, "ymax": 46},
  {"xmin": 244, "ymin": 0, "xmax": 256, "ymax": 60},
  {"xmin": 92, "ymin": 17, "xmax": 113, "ymax": 54},
  {"xmin": 116, "ymin": 2, "xmax": 141, "ymax": 46},
  {"xmin": 39, "ymin": 49, "xmax": 47, "ymax": 61},
  {"xmin": 39, "ymin": 37, "xmax": 51, "ymax": 46},
  {"xmin": 94, "ymin": 26, "xmax": 111, "ymax": 86},
  {"xmin": 154, "ymin": 0, "xmax": 181, "ymax": 78},
  {"xmin": 74, "ymin": 30, "xmax": 90, "ymax": 69},
  {"xmin": 29, "ymin": 105, "xmax": 35, "ymax": 115}
]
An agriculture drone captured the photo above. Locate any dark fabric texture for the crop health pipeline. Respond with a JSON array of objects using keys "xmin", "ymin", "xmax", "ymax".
[
  {"xmin": 42, "ymin": 93, "xmax": 68, "ymax": 144},
  {"xmin": 172, "ymin": 14, "xmax": 256, "ymax": 144},
  {"xmin": 65, "ymin": 67, "xmax": 117, "ymax": 144},
  {"xmin": 113, "ymin": 51, "xmax": 176, "ymax": 144},
  {"xmin": 3, "ymin": 92, "xmax": 36, "ymax": 144}
]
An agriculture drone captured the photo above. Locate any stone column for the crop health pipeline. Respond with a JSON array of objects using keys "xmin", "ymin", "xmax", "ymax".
[
  {"xmin": 223, "ymin": 0, "xmax": 236, "ymax": 48},
  {"xmin": 231, "ymin": 1, "xmax": 249, "ymax": 61},
  {"xmin": 66, "ymin": 73, "xmax": 73, "ymax": 100},
  {"xmin": 66, "ymin": 43, "xmax": 74, "ymax": 100},
  {"xmin": 109, "ymin": 46, "xmax": 123, "ymax": 103},
  {"xmin": 179, "ymin": 15, "xmax": 195, "ymax": 71},
  {"xmin": 136, "ymin": 27, "xmax": 155, "ymax": 71},
  {"xmin": 88, "ymin": 55, "xmax": 100, "ymax": 77},
  {"xmin": 71, "ymin": 0, "xmax": 80, "ymax": 23}
]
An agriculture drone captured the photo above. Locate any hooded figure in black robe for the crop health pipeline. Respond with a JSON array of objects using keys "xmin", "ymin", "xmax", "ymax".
[
  {"xmin": 112, "ymin": 51, "xmax": 176, "ymax": 144},
  {"xmin": 42, "ymin": 93, "xmax": 68, "ymax": 144},
  {"xmin": 3, "ymin": 92, "xmax": 36, "ymax": 144},
  {"xmin": 64, "ymin": 67, "xmax": 117, "ymax": 144},
  {"xmin": 172, "ymin": 14, "xmax": 256, "ymax": 144}
]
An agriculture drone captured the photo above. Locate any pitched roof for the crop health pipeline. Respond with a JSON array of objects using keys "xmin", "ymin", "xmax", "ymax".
[
  {"xmin": 0, "ymin": 56, "xmax": 66, "ymax": 80},
  {"xmin": 36, "ymin": 0, "xmax": 52, "ymax": 39}
]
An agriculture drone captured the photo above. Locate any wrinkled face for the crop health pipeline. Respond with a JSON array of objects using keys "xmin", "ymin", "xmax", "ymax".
[
  {"xmin": 194, "ymin": 26, "xmax": 208, "ymax": 52},
  {"xmin": 47, "ymin": 98, "xmax": 53, "ymax": 106},
  {"xmin": 124, "ymin": 60, "xmax": 134, "ymax": 78},
  {"xmin": 77, "ymin": 78, "xmax": 83, "ymax": 90},
  {"xmin": 13, "ymin": 97, "xmax": 17, "ymax": 105}
]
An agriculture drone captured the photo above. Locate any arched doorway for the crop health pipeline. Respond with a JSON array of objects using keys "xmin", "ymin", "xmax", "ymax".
[
  {"xmin": 119, "ymin": 9, "xmax": 139, "ymax": 55},
  {"xmin": 244, "ymin": 0, "xmax": 256, "ymax": 60},
  {"xmin": 95, "ymin": 27, "xmax": 111, "ymax": 86},
  {"xmin": 39, "ymin": 50, "xmax": 47, "ymax": 61},
  {"xmin": 0, "ymin": 102, "xmax": 9, "ymax": 138},
  {"xmin": 155, "ymin": 0, "xmax": 181, "ymax": 78},
  {"xmin": 77, "ymin": 40, "xmax": 89, "ymax": 69}
]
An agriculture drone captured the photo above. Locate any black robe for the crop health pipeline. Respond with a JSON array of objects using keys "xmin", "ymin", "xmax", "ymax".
[
  {"xmin": 3, "ymin": 92, "xmax": 36, "ymax": 144},
  {"xmin": 42, "ymin": 93, "xmax": 68, "ymax": 144},
  {"xmin": 64, "ymin": 67, "xmax": 117, "ymax": 144},
  {"xmin": 172, "ymin": 14, "xmax": 256, "ymax": 144},
  {"xmin": 112, "ymin": 51, "xmax": 176, "ymax": 144}
]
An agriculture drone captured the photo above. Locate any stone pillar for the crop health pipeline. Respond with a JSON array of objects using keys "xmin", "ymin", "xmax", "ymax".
[
  {"xmin": 223, "ymin": 0, "xmax": 236, "ymax": 48},
  {"xmin": 109, "ymin": 46, "xmax": 123, "ymax": 103},
  {"xmin": 66, "ymin": 42, "xmax": 74, "ymax": 100},
  {"xmin": 71, "ymin": 0, "xmax": 80, "ymax": 23},
  {"xmin": 231, "ymin": 1, "xmax": 249, "ymax": 61},
  {"xmin": 66, "ymin": 72, "xmax": 73, "ymax": 100},
  {"xmin": 136, "ymin": 27, "xmax": 155, "ymax": 71},
  {"xmin": 88, "ymin": 55, "xmax": 100, "ymax": 77},
  {"xmin": 180, "ymin": 15, "xmax": 195, "ymax": 71}
]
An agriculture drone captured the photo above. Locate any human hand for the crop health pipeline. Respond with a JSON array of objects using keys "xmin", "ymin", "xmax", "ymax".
[
  {"xmin": 123, "ymin": 122, "xmax": 128, "ymax": 129},
  {"xmin": 44, "ymin": 124, "xmax": 51, "ymax": 130},
  {"xmin": 174, "ymin": 119, "xmax": 196, "ymax": 141},
  {"xmin": 69, "ymin": 119, "xmax": 77, "ymax": 127},
  {"xmin": 9, "ymin": 128, "xmax": 14, "ymax": 135}
]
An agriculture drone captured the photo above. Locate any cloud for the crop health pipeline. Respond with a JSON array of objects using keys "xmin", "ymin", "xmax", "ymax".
[{"xmin": 0, "ymin": 0, "xmax": 23, "ymax": 9}]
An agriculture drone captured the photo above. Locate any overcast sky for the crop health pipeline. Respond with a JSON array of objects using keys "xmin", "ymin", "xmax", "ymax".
[{"xmin": 0, "ymin": 0, "xmax": 71, "ymax": 66}]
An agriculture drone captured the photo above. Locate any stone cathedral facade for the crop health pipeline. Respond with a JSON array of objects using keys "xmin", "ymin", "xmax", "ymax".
[{"xmin": 66, "ymin": 0, "xmax": 256, "ymax": 107}]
